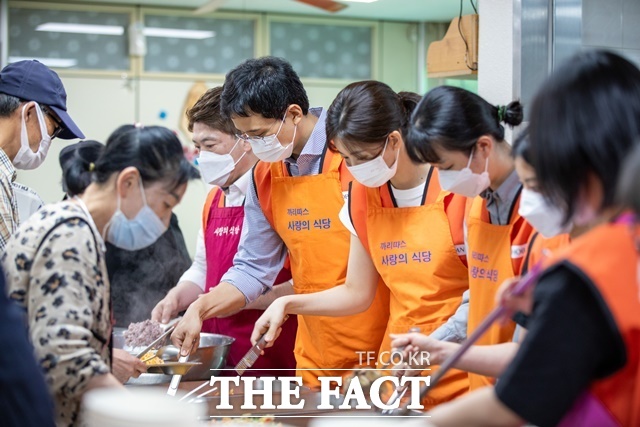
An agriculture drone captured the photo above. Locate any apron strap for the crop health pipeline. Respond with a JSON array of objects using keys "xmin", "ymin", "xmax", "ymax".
[
  {"xmin": 469, "ymin": 195, "xmax": 490, "ymax": 223},
  {"xmin": 252, "ymin": 161, "xmax": 276, "ymax": 229},
  {"xmin": 270, "ymin": 159, "xmax": 287, "ymax": 179},
  {"xmin": 521, "ymin": 231, "xmax": 540, "ymax": 275},
  {"xmin": 202, "ymin": 187, "xmax": 224, "ymax": 231},
  {"xmin": 321, "ymin": 147, "xmax": 344, "ymax": 174},
  {"xmin": 349, "ymin": 181, "xmax": 370, "ymax": 254},
  {"xmin": 507, "ymin": 186, "xmax": 523, "ymax": 225}
]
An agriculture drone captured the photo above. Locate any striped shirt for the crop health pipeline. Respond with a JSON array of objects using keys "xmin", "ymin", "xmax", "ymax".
[
  {"xmin": 0, "ymin": 148, "xmax": 19, "ymax": 253},
  {"xmin": 221, "ymin": 107, "xmax": 327, "ymax": 302}
]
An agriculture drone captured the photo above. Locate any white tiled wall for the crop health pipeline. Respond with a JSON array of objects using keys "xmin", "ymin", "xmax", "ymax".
[{"xmin": 583, "ymin": 0, "xmax": 640, "ymax": 66}]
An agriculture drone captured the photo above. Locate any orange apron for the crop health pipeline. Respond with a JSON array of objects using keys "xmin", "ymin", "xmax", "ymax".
[
  {"xmin": 552, "ymin": 218, "xmax": 640, "ymax": 426},
  {"xmin": 522, "ymin": 232, "xmax": 571, "ymax": 274},
  {"xmin": 466, "ymin": 193, "xmax": 533, "ymax": 390},
  {"xmin": 350, "ymin": 169, "xmax": 469, "ymax": 407},
  {"xmin": 254, "ymin": 149, "xmax": 390, "ymax": 387}
]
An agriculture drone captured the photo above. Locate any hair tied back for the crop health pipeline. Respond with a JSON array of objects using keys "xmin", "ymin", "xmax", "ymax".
[
  {"xmin": 88, "ymin": 162, "xmax": 95, "ymax": 172},
  {"xmin": 496, "ymin": 105, "xmax": 507, "ymax": 123}
]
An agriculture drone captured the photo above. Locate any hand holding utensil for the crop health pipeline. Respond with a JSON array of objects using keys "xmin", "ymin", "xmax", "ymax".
[
  {"xmin": 391, "ymin": 264, "xmax": 543, "ymax": 416},
  {"xmin": 134, "ymin": 325, "xmax": 175, "ymax": 359}
]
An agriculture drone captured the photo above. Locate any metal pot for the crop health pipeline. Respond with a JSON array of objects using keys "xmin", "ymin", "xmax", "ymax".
[{"xmin": 112, "ymin": 327, "xmax": 235, "ymax": 385}]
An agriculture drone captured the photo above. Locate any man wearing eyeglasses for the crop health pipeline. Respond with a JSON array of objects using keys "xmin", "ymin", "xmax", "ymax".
[
  {"xmin": 0, "ymin": 60, "xmax": 84, "ymax": 251},
  {"xmin": 172, "ymin": 56, "xmax": 390, "ymax": 387}
]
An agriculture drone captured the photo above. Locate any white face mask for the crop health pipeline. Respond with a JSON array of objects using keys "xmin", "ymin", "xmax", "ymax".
[
  {"xmin": 346, "ymin": 138, "xmax": 399, "ymax": 188},
  {"xmin": 14, "ymin": 102, "xmax": 52, "ymax": 170},
  {"xmin": 247, "ymin": 111, "xmax": 296, "ymax": 162},
  {"xmin": 438, "ymin": 148, "xmax": 490, "ymax": 198},
  {"xmin": 518, "ymin": 188, "xmax": 571, "ymax": 238},
  {"xmin": 198, "ymin": 138, "xmax": 246, "ymax": 187}
]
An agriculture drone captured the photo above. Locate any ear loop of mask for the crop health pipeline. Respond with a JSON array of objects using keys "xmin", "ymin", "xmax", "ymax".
[
  {"xmin": 34, "ymin": 103, "xmax": 51, "ymax": 141},
  {"xmin": 137, "ymin": 178, "xmax": 149, "ymax": 206},
  {"xmin": 275, "ymin": 110, "xmax": 287, "ymax": 136},
  {"xmin": 290, "ymin": 119, "xmax": 297, "ymax": 145},
  {"xmin": 380, "ymin": 138, "xmax": 389, "ymax": 157},
  {"xmin": 262, "ymin": 110, "xmax": 288, "ymax": 143},
  {"xmin": 114, "ymin": 178, "xmax": 147, "ymax": 211},
  {"xmin": 20, "ymin": 102, "xmax": 51, "ymax": 150},
  {"xmin": 467, "ymin": 146, "xmax": 489, "ymax": 173},
  {"xmin": 102, "ymin": 176, "xmax": 147, "ymax": 240},
  {"xmin": 278, "ymin": 108, "xmax": 297, "ymax": 149},
  {"xmin": 232, "ymin": 139, "xmax": 248, "ymax": 165}
]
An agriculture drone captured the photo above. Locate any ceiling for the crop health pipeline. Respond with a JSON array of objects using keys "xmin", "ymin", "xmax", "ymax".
[{"xmin": 68, "ymin": 0, "xmax": 476, "ymax": 22}]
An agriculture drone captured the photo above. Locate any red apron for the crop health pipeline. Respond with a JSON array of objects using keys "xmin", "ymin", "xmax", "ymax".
[{"xmin": 201, "ymin": 188, "xmax": 297, "ymax": 377}]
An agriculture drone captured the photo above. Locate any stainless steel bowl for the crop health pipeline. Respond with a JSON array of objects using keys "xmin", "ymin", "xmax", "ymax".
[{"xmin": 112, "ymin": 327, "xmax": 235, "ymax": 385}]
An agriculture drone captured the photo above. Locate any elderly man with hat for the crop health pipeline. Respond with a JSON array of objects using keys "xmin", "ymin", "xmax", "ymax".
[{"xmin": 0, "ymin": 59, "xmax": 84, "ymax": 251}]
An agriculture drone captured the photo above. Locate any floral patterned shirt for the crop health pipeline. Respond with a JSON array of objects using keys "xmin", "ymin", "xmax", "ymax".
[{"xmin": 2, "ymin": 201, "xmax": 111, "ymax": 427}]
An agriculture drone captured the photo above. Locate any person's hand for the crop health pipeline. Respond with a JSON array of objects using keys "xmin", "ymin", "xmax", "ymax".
[
  {"xmin": 390, "ymin": 332, "xmax": 453, "ymax": 371},
  {"xmin": 112, "ymin": 349, "xmax": 147, "ymax": 384},
  {"xmin": 250, "ymin": 298, "xmax": 288, "ymax": 350},
  {"xmin": 151, "ymin": 292, "xmax": 179, "ymax": 324},
  {"xmin": 171, "ymin": 304, "xmax": 203, "ymax": 357},
  {"xmin": 496, "ymin": 276, "xmax": 534, "ymax": 323}
]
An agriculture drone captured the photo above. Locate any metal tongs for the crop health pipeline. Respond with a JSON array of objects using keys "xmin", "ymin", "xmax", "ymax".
[
  {"xmin": 133, "ymin": 317, "xmax": 182, "ymax": 359},
  {"xmin": 135, "ymin": 325, "xmax": 175, "ymax": 359},
  {"xmin": 388, "ymin": 264, "xmax": 543, "ymax": 416},
  {"xmin": 167, "ymin": 354, "xmax": 189, "ymax": 396}
]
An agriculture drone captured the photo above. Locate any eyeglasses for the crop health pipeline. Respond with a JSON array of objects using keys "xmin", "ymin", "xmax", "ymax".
[
  {"xmin": 41, "ymin": 105, "xmax": 64, "ymax": 139},
  {"xmin": 234, "ymin": 113, "xmax": 286, "ymax": 144}
]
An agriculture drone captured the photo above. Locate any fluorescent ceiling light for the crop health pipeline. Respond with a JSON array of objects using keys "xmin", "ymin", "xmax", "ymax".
[
  {"xmin": 9, "ymin": 56, "xmax": 78, "ymax": 68},
  {"xmin": 143, "ymin": 27, "xmax": 215, "ymax": 39},
  {"xmin": 35, "ymin": 22, "xmax": 215, "ymax": 40},
  {"xmin": 35, "ymin": 22, "xmax": 124, "ymax": 35}
]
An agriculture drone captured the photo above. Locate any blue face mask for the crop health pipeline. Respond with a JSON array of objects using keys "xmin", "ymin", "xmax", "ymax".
[{"xmin": 105, "ymin": 178, "xmax": 167, "ymax": 251}]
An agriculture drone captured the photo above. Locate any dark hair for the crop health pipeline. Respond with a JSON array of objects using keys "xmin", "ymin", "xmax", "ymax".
[
  {"xmin": 220, "ymin": 56, "xmax": 309, "ymax": 120},
  {"xmin": 92, "ymin": 125, "xmax": 200, "ymax": 191},
  {"xmin": 186, "ymin": 86, "xmax": 237, "ymax": 135},
  {"xmin": 405, "ymin": 86, "xmax": 523, "ymax": 163},
  {"xmin": 0, "ymin": 93, "xmax": 21, "ymax": 118},
  {"xmin": 59, "ymin": 140, "xmax": 105, "ymax": 197},
  {"xmin": 325, "ymin": 80, "xmax": 420, "ymax": 152},
  {"xmin": 617, "ymin": 143, "xmax": 640, "ymax": 215},
  {"xmin": 529, "ymin": 50, "xmax": 640, "ymax": 222},
  {"xmin": 512, "ymin": 127, "xmax": 532, "ymax": 165}
]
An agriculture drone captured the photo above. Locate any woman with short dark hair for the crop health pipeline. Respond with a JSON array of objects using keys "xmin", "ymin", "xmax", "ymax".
[{"xmin": 3, "ymin": 124, "xmax": 199, "ymax": 426}]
